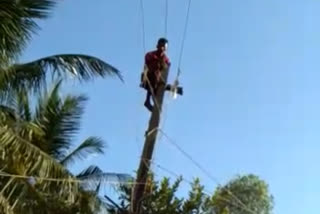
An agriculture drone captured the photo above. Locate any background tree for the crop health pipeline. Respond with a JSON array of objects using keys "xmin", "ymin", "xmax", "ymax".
[
  {"xmin": 0, "ymin": 1, "xmax": 125, "ymax": 213},
  {"xmin": 212, "ymin": 174, "xmax": 274, "ymax": 214},
  {"xmin": 107, "ymin": 174, "xmax": 213, "ymax": 214},
  {"xmin": 0, "ymin": 0, "xmax": 122, "ymax": 101},
  {"xmin": 0, "ymin": 81, "xmax": 132, "ymax": 213},
  {"xmin": 108, "ymin": 174, "xmax": 274, "ymax": 214}
]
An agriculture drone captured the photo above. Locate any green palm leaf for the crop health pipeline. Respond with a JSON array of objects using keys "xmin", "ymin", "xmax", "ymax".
[
  {"xmin": 0, "ymin": 0, "xmax": 56, "ymax": 63},
  {"xmin": 60, "ymin": 137, "xmax": 105, "ymax": 167},
  {"xmin": 0, "ymin": 1, "xmax": 127, "ymax": 212},
  {"xmin": 34, "ymin": 81, "xmax": 87, "ymax": 159},
  {"xmin": 77, "ymin": 165, "xmax": 133, "ymax": 192},
  {"xmin": 0, "ymin": 130, "xmax": 82, "ymax": 212},
  {"xmin": 13, "ymin": 89, "xmax": 31, "ymax": 121},
  {"xmin": 0, "ymin": 54, "xmax": 122, "ymax": 100},
  {"xmin": 0, "ymin": 105, "xmax": 17, "ymax": 124},
  {"xmin": 0, "ymin": 193, "xmax": 14, "ymax": 214},
  {"xmin": 0, "ymin": 125, "xmax": 75, "ymax": 182}
]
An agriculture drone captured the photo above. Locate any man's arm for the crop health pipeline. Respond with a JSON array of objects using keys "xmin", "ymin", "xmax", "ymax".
[
  {"xmin": 164, "ymin": 55, "xmax": 171, "ymax": 67},
  {"xmin": 145, "ymin": 52, "xmax": 152, "ymax": 67}
]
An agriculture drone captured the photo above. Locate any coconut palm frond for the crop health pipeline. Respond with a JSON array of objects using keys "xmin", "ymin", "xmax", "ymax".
[
  {"xmin": 77, "ymin": 165, "xmax": 133, "ymax": 192},
  {"xmin": 12, "ymin": 89, "xmax": 31, "ymax": 121},
  {"xmin": 0, "ymin": 54, "xmax": 122, "ymax": 101},
  {"xmin": 0, "ymin": 105, "xmax": 18, "ymax": 125},
  {"xmin": 60, "ymin": 137, "xmax": 105, "ymax": 167},
  {"xmin": 0, "ymin": 0, "xmax": 56, "ymax": 63},
  {"xmin": 0, "ymin": 126, "xmax": 74, "ymax": 181},
  {"xmin": 0, "ymin": 192, "xmax": 14, "ymax": 214},
  {"xmin": 33, "ymin": 81, "xmax": 87, "ymax": 159}
]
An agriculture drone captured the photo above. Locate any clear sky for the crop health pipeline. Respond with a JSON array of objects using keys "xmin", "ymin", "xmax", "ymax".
[{"xmin": 21, "ymin": 0, "xmax": 318, "ymax": 213}]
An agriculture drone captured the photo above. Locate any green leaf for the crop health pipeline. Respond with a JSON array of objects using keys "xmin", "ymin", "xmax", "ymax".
[
  {"xmin": 0, "ymin": 192, "xmax": 14, "ymax": 214},
  {"xmin": 60, "ymin": 137, "xmax": 105, "ymax": 166},
  {"xmin": 0, "ymin": 0, "xmax": 56, "ymax": 63},
  {"xmin": 77, "ymin": 165, "xmax": 132, "ymax": 192},
  {"xmin": 0, "ymin": 125, "xmax": 75, "ymax": 184},
  {"xmin": 33, "ymin": 81, "xmax": 87, "ymax": 159},
  {"xmin": 0, "ymin": 54, "xmax": 122, "ymax": 101},
  {"xmin": 212, "ymin": 174, "xmax": 274, "ymax": 214}
]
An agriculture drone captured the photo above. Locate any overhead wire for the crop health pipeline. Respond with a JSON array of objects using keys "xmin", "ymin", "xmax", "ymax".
[
  {"xmin": 0, "ymin": 164, "xmax": 249, "ymax": 213},
  {"xmin": 139, "ymin": 0, "xmax": 146, "ymax": 54},
  {"xmin": 177, "ymin": 0, "xmax": 192, "ymax": 78},
  {"xmin": 164, "ymin": 0, "xmax": 168, "ymax": 37},
  {"xmin": 141, "ymin": 158, "xmax": 257, "ymax": 213},
  {"xmin": 0, "ymin": 172, "xmax": 146, "ymax": 185},
  {"xmin": 157, "ymin": 129, "xmax": 257, "ymax": 214},
  {"xmin": 0, "ymin": 152, "xmax": 255, "ymax": 213},
  {"xmin": 158, "ymin": 129, "xmax": 219, "ymax": 184},
  {"xmin": 141, "ymin": 157, "xmax": 213, "ymax": 196}
]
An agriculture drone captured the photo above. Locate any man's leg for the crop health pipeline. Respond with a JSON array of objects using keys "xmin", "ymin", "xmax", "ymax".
[{"xmin": 144, "ymin": 91, "xmax": 153, "ymax": 112}]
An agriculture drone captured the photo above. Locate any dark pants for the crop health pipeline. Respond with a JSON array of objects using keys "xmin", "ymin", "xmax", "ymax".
[
  {"xmin": 140, "ymin": 71, "xmax": 160, "ymax": 93},
  {"xmin": 140, "ymin": 71, "xmax": 183, "ymax": 112}
]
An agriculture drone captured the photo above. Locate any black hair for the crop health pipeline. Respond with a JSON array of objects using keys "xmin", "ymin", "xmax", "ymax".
[{"xmin": 157, "ymin": 38, "xmax": 168, "ymax": 46}]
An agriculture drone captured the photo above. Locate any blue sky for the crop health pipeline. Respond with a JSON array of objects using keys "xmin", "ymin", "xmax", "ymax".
[{"xmin": 21, "ymin": 0, "xmax": 318, "ymax": 213}]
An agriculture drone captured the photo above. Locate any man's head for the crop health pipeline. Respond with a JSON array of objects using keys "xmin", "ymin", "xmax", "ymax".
[{"xmin": 157, "ymin": 38, "xmax": 168, "ymax": 53}]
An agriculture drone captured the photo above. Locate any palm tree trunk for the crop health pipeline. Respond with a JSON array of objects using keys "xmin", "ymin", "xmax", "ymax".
[{"xmin": 131, "ymin": 66, "xmax": 170, "ymax": 214}]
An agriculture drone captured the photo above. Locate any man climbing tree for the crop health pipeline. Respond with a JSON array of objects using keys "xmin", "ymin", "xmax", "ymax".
[
  {"xmin": 140, "ymin": 38, "xmax": 170, "ymax": 112},
  {"xmin": 140, "ymin": 38, "xmax": 183, "ymax": 112}
]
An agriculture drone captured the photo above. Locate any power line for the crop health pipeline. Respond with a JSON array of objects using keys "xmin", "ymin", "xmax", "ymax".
[
  {"xmin": 177, "ymin": 0, "xmax": 192, "ymax": 77},
  {"xmin": 0, "ymin": 172, "xmax": 144, "ymax": 186},
  {"xmin": 158, "ymin": 129, "xmax": 220, "ymax": 184},
  {"xmin": 0, "ymin": 164, "xmax": 248, "ymax": 213},
  {"xmin": 164, "ymin": 0, "xmax": 168, "ymax": 37},
  {"xmin": 158, "ymin": 129, "xmax": 257, "ymax": 214},
  {"xmin": 145, "ymin": 158, "xmax": 256, "ymax": 213},
  {"xmin": 139, "ymin": 0, "xmax": 146, "ymax": 53},
  {"xmin": 146, "ymin": 158, "xmax": 213, "ymax": 195}
]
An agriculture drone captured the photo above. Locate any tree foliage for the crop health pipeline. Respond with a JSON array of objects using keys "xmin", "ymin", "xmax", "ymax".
[
  {"xmin": 0, "ymin": 0, "xmax": 55, "ymax": 63},
  {"xmin": 108, "ymin": 174, "xmax": 274, "ymax": 214},
  {"xmin": 212, "ymin": 174, "xmax": 274, "ymax": 214},
  {"xmin": 108, "ymin": 174, "xmax": 213, "ymax": 214},
  {"xmin": 0, "ymin": 82, "xmax": 132, "ymax": 213},
  {"xmin": 0, "ymin": 0, "xmax": 122, "ymax": 103},
  {"xmin": 0, "ymin": 1, "xmax": 126, "ymax": 212}
]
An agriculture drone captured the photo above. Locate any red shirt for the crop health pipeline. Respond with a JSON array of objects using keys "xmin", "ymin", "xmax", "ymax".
[{"xmin": 145, "ymin": 50, "xmax": 170, "ymax": 73}]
